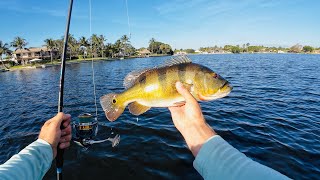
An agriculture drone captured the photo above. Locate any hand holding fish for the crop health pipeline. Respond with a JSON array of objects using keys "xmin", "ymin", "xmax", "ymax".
[
  {"xmin": 168, "ymin": 82, "xmax": 216, "ymax": 157},
  {"xmin": 39, "ymin": 112, "xmax": 72, "ymax": 158}
]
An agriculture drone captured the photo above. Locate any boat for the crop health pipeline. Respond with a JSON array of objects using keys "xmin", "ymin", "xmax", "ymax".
[
  {"xmin": 29, "ymin": 58, "xmax": 43, "ymax": 63},
  {"xmin": 0, "ymin": 68, "xmax": 9, "ymax": 72}
]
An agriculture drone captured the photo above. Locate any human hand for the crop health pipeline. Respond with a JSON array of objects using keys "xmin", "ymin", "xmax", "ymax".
[
  {"xmin": 168, "ymin": 82, "xmax": 216, "ymax": 156},
  {"xmin": 39, "ymin": 112, "xmax": 72, "ymax": 159}
]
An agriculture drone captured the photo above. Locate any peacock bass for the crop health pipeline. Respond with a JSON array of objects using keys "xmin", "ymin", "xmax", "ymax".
[{"xmin": 100, "ymin": 56, "xmax": 232, "ymax": 121}]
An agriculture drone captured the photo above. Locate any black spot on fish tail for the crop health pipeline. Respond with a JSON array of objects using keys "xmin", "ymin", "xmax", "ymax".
[{"xmin": 178, "ymin": 64, "xmax": 186, "ymax": 82}]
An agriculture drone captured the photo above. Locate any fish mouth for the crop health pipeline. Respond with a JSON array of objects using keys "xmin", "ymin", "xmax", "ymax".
[
  {"xmin": 217, "ymin": 81, "xmax": 232, "ymax": 96},
  {"xmin": 220, "ymin": 81, "xmax": 231, "ymax": 90}
]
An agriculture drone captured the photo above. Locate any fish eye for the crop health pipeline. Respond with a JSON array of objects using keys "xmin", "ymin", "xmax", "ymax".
[{"xmin": 112, "ymin": 99, "xmax": 117, "ymax": 104}]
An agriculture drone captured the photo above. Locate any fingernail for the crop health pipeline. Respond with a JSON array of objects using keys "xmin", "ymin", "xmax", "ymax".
[{"xmin": 176, "ymin": 81, "xmax": 182, "ymax": 88}]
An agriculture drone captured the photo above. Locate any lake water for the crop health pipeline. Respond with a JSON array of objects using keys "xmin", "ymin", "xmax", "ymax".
[{"xmin": 0, "ymin": 54, "xmax": 319, "ymax": 179}]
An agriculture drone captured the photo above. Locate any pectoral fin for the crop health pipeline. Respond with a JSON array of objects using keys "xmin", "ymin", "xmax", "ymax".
[{"xmin": 128, "ymin": 102, "xmax": 151, "ymax": 115}]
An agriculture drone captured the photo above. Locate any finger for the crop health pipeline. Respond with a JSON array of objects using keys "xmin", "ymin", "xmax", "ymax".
[
  {"xmin": 44, "ymin": 119, "xmax": 52, "ymax": 126},
  {"xmin": 168, "ymin": 106, "xmax": 183, "ymax": 117},
  {"xmin": 175, "ymin": 82, "xmax": 197, "ymax": 103},
  {"xmin": 59, "ymin": 142, "xmax": 70, "ymax": 149},
  {"xmin": 168, "ymin": 106, "xmax": 179, "ymax": 113},
  {"xmin": 62, "ymin": 113, "xmax": 71, "ymax": 121},
  {"xmin": 63, "ymin": 117, "xmax": 71, "ymax": 128},
  {"xmin": 51, "ymin": 113, "xmax": 71, "ymax": 129},
  {"xmin": 61, "ymin": 125, "xmax": 72, "ymax": 136},
  {"xmin": 168, "ymin": 106, "xmax": 174, "ymax": 114},
  {"xmin": 60, "ymin": 134, "xmax": 72, "ymax": 143}
]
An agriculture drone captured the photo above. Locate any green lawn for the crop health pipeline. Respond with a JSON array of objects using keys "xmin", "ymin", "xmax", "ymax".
[{"xmin": 7, "ymin": 55, "xmax": 172, "ymax": 70}]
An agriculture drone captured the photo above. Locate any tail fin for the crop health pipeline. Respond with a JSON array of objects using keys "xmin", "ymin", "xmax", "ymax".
[{"xmin": 100, "ymin": 93, "xmax": 125, "ymax": 121}]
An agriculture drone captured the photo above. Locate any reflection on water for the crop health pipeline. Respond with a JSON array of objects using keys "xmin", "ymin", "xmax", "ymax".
[{"xmin": 0, "ymin": 54, "xmax": 319, "ymax": 179}]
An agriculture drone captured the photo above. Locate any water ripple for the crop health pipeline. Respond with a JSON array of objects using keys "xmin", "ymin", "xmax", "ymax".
[{"xmin": 0, "ymin": 54, "xmax": 319, "ymax": 179}]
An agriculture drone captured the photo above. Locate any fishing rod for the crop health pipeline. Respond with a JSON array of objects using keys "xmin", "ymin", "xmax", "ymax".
[{"xmin": 57, "ymin": 0, "xmax": 73, "ymax": 179}]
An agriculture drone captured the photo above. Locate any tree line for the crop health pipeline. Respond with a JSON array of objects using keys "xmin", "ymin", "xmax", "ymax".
[
  {"xmin": 0, "ymin": 35, "xmax": 173, "ymax": 65},
  {"xmin": 198, "ymin": 43, "xmax": 320, "ymax": 54},
  {"xmin": 148, "ymin": 38, "xmax": 173, "ymax": 55}
]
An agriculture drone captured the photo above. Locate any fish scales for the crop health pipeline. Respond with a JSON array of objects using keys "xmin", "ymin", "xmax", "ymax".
[{"xmin": 100, "ymin": 56, "xmax": 232, "ymax": 121}]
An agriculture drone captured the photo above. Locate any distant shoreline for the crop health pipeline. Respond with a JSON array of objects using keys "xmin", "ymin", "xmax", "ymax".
[
  {"xmin": 2, "ymin": 53, "xmax": 319, "ymax": 72},
  {"xmin": 180, "ymin": 52, "xmax": 320, "ymax": 55},
  {"xmin": 4, "ymin": 54, "xmax": 170, "ymax": 71}
]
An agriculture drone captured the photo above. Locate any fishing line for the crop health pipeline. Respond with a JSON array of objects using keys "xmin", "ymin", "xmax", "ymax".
[
  {"xmin": 89, "ymin": 0, "xmax": 98, "ymax": 118},
  {"xmin": 70, "ymin": 0, "xmax": 120, "ymax": 148},
  {"xmin": 125, "ymin": 0, "xmax": 131, "ymax": 38}
]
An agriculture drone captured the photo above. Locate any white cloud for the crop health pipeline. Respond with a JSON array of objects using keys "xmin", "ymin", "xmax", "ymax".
[{"xmin": 1, "ymin": 3, "xmax": 87, "ymax": 20}]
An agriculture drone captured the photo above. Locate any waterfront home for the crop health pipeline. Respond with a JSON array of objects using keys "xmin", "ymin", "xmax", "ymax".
[
  {"xmin": 210, "ymin": 49, "xmax": 225, "ymax": 54},
  {"xmin": 13, "ymin": 46, "xmax": 59, "ymax": 65},
  {"xmin": 175, "ymin": 51, "xmax": 187, "ymax": 55},
  {"xmin": 195, "ymin": 50, "xmax": 202, "ymax": 54},
  {"xmin": 137, "ymin": 48, "xmax": 151, "ymax": 57},
  {"xmin": 313, "ymin": 49, "xmax": 320, "ymax": 54}
]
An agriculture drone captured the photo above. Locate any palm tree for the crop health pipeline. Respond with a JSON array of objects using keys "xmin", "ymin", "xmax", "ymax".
[
  {"xmin": 105, "ymin": 43, "xmax": 114, "ymax": 58},
  {"xmin": 149, "ymin": 38, "xmax": 156, "ymax": 54},
  {"xmin": 99, "ymin": 35, "xmax": 106, "ymax": 58},
  {"xmin": 246, "ymin": 43, "xmax": 250, "ymax": 52},
  {"xmin": 120, "ymin": 35, "xmax": 130, "ymax": 44},
  {"xmin": 78, "ymin": 36, "xmax": 88, "ymax": 58},
  {"xmin": 79, "ymin": 36, "xmax": 88, "ymax": 46},
  {"xmin": 120, "ymin": 35, "xmax": 130, "ymax": 57},
  {"xmin": 60, "ymin": 34, "xmax": 77, "ymax": 60},
  {"xmin": 67, "ymin": 34, "xmax": 77, "ymax": 60},
  {"xmin": 54, "ymin": 39, "xmax": 63, "ymax": 59},
  {"xmin": 113, "ymin": 40, "xmax": 122, "ymax": 58},
  {"xmin": 11, "ymin": 37, "xmax": 28, "ymax": 65},
  {"xmin": 0, "ymin": 41, "xmax": 11, "ymax": 69},
  {"xmin": 44, "ymin": 38, "xmax": 55, "ymax": 64},
  {"xmin": 90, "ymin": 34, "xmax": 100, "ymax": 57}
]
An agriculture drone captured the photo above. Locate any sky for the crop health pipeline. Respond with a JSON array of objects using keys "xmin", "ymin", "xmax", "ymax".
[{"xmin": 0, "ymin": 0, "xmax": 319, "ymax": 50}]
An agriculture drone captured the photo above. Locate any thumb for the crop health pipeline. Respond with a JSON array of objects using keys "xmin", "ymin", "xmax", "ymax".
[{"xmin": 175, "ymin": 81, "xmax": 197, "ymax": 104}]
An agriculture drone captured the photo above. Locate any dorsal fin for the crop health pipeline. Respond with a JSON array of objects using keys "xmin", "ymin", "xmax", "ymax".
[
  {"xmin": 123, "ymin": 68, "xmax": 150, "ymax": 89},
  {"xmin": 162, "ymin": 55, "xmax": 192, "ymax": 67},
  {"xmin": 123, "ymin": 56, "xmax": 192, "ymax": 89}
]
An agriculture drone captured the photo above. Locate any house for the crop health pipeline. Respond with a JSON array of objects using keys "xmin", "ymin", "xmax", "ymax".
[
  {"xmin": 175, "ymin": 51, "xmax": 187, "ymax": 55},
  {"xmin": 313, "ymin": 49, "xmax": 320, "ymax": 54},
  {"xmin": 13, "ymin": 46, "xmax": 59, "ymax": 65},
  {"xmin": 137, "ymin": 49, "xmax": 151, "ymax": 57},
  {"xmin": 195, "ymin": 50, "xmax": 202, "ymax": 53}
]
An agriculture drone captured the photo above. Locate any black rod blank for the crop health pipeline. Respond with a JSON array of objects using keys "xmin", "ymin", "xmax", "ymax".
[{"xmin": 56, "ymin": 0, "xmax": 73, "ymax": 179}]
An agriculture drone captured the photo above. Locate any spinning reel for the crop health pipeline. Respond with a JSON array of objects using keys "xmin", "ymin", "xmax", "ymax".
[{"xmin": 72, "ymin": 113, "xmax": 120, "ymax": 147}]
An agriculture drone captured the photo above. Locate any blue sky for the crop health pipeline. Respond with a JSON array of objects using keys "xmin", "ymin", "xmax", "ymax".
[{"xmin": 0, "ymin": 0, "xmax": 319, "ymax": 49}]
